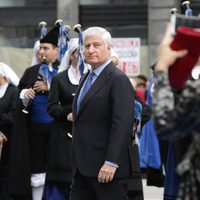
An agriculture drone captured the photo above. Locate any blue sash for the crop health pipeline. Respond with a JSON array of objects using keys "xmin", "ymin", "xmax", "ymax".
[{"xmin": 31, "ymin": 95, "xmax": 53, "ymax": 124}]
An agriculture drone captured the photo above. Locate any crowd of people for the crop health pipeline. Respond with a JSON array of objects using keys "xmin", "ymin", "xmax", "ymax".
[{"xmin": 0, "ymin": 16, "xmax": 199, "ymax": 200}]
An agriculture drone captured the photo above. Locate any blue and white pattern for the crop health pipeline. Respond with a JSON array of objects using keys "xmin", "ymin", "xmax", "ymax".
[
  {"xmin": 58, "ymin": 25, "xmax": 71, "ymax": 62},
  {"xmin": 39, "ymin": 63, "xmax": 57, "ymax": 89},
  {"xmin": 77, "ymin": 29, "xmax": 85, "ymax": 76}
]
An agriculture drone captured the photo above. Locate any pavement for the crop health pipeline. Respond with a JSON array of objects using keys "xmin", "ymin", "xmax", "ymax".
[{"xmin": 142, "ymin": 179, "xmax": 164, "ymax": 200}]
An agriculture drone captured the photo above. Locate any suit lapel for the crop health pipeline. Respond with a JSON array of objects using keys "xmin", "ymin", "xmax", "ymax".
[
  {"xmin": 76, "ymin": 63, "xmax": 115, "ymax": 117},
  {"xmin": 73, "ymin": 71, "xmax": 89, "ymax": 119}
]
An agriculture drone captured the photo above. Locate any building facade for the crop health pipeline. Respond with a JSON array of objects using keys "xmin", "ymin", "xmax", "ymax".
[{"xmin": 0, "ymin": 0, "xmax": 199, "ymax": 76}]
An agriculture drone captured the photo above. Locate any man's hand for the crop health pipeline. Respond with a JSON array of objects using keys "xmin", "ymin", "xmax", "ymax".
[
  {"xmin": 98, "ymin": 163, "xmax": 117, "ymax": 183},
  {"xmin": 25, "ymin": 88, "xmax": 36, "ymax": 99},
  {"xmin": 155, "ymin": 23, "xmax": 188, "ymax": 72},
  {"xmin": 0, "ymin": 132, "xmax": 7, "ymax": 144},
  {"xmin": 33, "ymin": 81, "xmax": 48, "ymax": 93}
]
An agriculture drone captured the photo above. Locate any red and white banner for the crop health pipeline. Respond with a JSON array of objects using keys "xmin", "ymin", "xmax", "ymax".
[{"xmin": 112, "ymin": 38, "xmax": 141, "ymax": 77}]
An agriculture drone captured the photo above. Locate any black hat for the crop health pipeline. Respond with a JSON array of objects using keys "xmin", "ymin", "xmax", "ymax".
[{"xmin": 40, "ymin": 24, "xmax": 59, "ymax": 46}]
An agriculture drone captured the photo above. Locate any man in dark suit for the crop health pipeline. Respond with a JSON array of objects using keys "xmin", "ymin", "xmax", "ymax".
[{"xmin": 71, "ymin": 26, "xmax": 135, "ymax": 200}]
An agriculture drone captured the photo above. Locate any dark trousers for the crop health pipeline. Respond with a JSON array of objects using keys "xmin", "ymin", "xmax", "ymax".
[
  {"xmin": 10, "ymin": 195, "xmax": 32, "ymax": 200},
  {"xmin": 0, "ymin": 181, "xmax": 9, "ymax": 200},
  {"xmin": 29, "ymin": 122, "xmax": 52, "ymax": 173},
  {"xmin": 70, "ymin": 171, "xmax": 129, "ymax": 200}
]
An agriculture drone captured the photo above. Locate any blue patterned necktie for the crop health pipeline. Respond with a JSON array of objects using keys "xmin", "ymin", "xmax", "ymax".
[{"xmin": 77, "ymin": 72, "xmax": 95, "ymax": 112}]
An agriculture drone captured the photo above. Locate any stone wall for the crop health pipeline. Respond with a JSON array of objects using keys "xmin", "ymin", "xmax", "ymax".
[
  {"xmin": 0, "ymin": 47, "xmax": 33, "ymax": 78},
  {"xmin": 1, "ymin": 0, "xmax": 181, "ymax": 80}
]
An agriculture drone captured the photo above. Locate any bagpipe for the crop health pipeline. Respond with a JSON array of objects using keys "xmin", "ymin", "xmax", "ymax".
[
  {"xmin": 38, "ymin": 21, "xmax": 48, "ymax": 39},
  {"xmin": 73, "ymin": 24, "xmax": 86, "ymax": 76},
  {"xmin": 168, "ymin": 1, "xmax": 200, "ymax": 89},
  {"xmin": 56, "ymin": 19, "xmax": 71, "ymax": 61}
]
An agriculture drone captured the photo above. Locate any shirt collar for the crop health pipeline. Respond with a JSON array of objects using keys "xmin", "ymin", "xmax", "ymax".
[
  {"xmin": 68, "ymin": 66, "xmax": 81, "ymax": 85},
  {"xmin": 92, "ymin": 60, "xmax": 112, "ymax": 77}
]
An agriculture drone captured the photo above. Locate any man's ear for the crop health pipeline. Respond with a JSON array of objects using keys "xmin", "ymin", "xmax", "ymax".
[{"xmin": 55, "ymin": 47, "xmax": 60, "ymax": 55}]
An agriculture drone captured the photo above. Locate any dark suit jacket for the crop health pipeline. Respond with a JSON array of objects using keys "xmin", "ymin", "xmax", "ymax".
[
  {"xmin": 72, "ymin": 62, "xmax": 135, "ymax": 178},
  {"xmin": 47, "ymin": 69, "xmax": 78, "ymax": 183}
]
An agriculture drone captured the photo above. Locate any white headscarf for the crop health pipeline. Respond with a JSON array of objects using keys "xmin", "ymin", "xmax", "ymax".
[
  {"xmin": 58, "ymin": 38, "xmax": 79, "ymax": 73},
  {"xmin": 31, "ymin": 40, "xmax": 40, "ymax": 66},
  {"xmin": 0, "ymin": 62, "xmax": 19, "ymax": 86}
]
